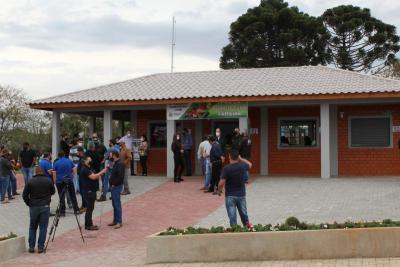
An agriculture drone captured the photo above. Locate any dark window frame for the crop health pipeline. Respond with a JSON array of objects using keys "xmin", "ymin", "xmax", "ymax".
[
  {"xmin": 348, "ymin": 115, "xmax": 392, "ymax": 148},
  {"xmin": 278, "ymin": 117, "xmax": 319, "ymax": 149},
  {"xmin": 147, "ymin": 121, "xmax": 167, "ymax": 149}
]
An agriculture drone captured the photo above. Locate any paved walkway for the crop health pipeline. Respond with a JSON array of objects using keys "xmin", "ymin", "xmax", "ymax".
[{"xmin": 2, "ymin": 176, "xmax": 400, "ymax": 266}]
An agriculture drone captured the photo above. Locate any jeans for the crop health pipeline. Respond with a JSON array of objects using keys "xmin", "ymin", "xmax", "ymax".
[
  {"xmin": 111, "ymin": 185, "xmax": 123, "ymax": 224},
  {"xmin": 0, "ymin": 175, "xmax": 10, "ymax": 201},
  {"xmin": 56, "ymin": 179, "xmax": 79, "ymax": 214},
  {"xmin": 184, "ymin": 149, "xmax": 192, "ymax": 176},
  {"xmin": 83, "ymin": 190, "xmax": 96, "ymax": 227},
  {"xmin": 28, "ymin": 205, "xmax": 50, "ymax": 249},
  {"xmin": 10, "ymin": 172, "xmax": 17, "ymax": 195},
  {"xmin": 123, "ymin": 168, "xmax": 130, "ymax": 192},
  {"xmin": 73, "ymin": 167, "xmax": 79, "ymax": 192},
  {"xmin": 101, "ymin": 169, "xmax": 110, "ymax": 197},
  {"xmin": 21, "ymin": 167, "xmax": 33, "ymax": 185},
  {"xmin": 225, "ymin": 196, "xmax": 249, "ymax": 227},
  {"xmin": 204, "ymin": 159, "xmax": 212, "ymax": 188}
]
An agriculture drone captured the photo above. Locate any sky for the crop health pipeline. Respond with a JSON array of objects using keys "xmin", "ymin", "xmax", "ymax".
[{"xmin": 1, "ymin": 0, "xmax": 400, "ymax": 100}]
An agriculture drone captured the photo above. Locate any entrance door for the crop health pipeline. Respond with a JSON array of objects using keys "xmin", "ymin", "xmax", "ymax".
[{"xmin": 212, "ymin": 120, "xmax": 238, "ymax": 149}]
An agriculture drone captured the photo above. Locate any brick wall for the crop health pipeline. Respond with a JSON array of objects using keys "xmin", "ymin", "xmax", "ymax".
[
  {"xmin": 268, "ymin": 106, "xmax": 321, "ymax": 176},
  {"xmin": 137, "ymin": 110, "xmax": 167, "ymax": 175},
  {"xmin": 249, "ymin": 107, "xmax": 260, "ymax": 174},
  {"xmin": 338, "ymin": 104, "xmax": 400, "ymax": 176}
]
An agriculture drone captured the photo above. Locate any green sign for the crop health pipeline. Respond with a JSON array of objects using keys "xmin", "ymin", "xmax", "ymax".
[{"xmin": 167, "ymin": 102, "xmax": 248, "ymax": 120}]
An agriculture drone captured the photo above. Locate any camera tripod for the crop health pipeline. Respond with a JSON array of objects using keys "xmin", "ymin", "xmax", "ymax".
[{"xmin": 44, "ymin": 181, "xmax": 85, "ymax": 252}]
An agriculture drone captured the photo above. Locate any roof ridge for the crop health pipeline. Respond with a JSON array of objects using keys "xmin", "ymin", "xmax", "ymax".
[{"xmin": 323, "ymin": 66, "xmax": 400, "ymax": 83}]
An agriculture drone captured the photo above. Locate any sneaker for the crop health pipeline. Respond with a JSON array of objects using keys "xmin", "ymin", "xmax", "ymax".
[
  {"xmin": 120, "ymin": 191, "xmax": 130, "ymax": 195},
  {"xmin": 85, "ymin": 225, "xmax": 99, "ymax": 231},
  {"xmin": 38, "ymin": 248, "xmax": 44, "ymax": 254},
  {"xmin": 178, "ymin": 178, "xmax": 184, "ymax": 182},
  {"xmin": 8, "ymin": 196, "xmax": 15, "ymax": 200},
  {"xmin": 97, "ymin": 196, "xmax": 106, "ymax": 202},
  {"xmin": 108, "ymin": 222, "xmax": 117, "ymax": 226},
  {"xmin": 114, "ymin": 224, "xmax": 122, "ymax": 229},
  {"xmin": 1, "ymin": 200, "xmax": 9, "ymax": 204},
  {"xmin": 29, "ymin": 247, "xmax": 35, "ymax": 253},
  {"xmin": 246, "ymin": 223, "xmax": 253, "ymax": 230}
]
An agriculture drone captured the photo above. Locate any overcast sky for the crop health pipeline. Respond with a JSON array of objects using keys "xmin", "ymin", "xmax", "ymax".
[{"xmin": 1, "ymin": 0, "xmax": 400, "ymax": 100}]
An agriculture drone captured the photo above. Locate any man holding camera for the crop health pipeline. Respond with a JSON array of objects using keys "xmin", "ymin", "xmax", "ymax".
[
  {"xmin": 78, "ymin": 156, "xmax": 107, "ymax": 230},
  {"xmin": 53, "ymin": 151, "xmax": 79, "ymax": 216}
]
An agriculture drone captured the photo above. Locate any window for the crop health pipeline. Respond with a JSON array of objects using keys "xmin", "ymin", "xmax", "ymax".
[
  {"xmin": 279, "ymin": 119, "xmax": 317, "ymax": 147},
  {"xmin": 149, "ymin": 122, "xmax": 167, "ymax": 148},
  {"xmin": 349, "ymin": 117, "xmax": 391, "ymax": 147}
]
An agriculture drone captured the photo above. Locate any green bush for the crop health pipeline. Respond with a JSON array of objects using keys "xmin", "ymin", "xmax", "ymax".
[
  {"xmin": 158, "ymin": 217, "xmax": 400, "ymax": 236},
  {"xmin": 0, "ymin": 232, "xmax": 17, "ymax": 241}
]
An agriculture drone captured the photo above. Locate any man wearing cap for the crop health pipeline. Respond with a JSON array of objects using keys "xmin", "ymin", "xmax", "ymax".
[{"xmin": 119, "ymin": 140, "xmax": 132, "ymax": 195}]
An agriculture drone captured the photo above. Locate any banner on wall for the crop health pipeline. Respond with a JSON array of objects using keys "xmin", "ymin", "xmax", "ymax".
[{"xmin": 167, "ymin": 102, "xmax": 248, "ymax": 120}]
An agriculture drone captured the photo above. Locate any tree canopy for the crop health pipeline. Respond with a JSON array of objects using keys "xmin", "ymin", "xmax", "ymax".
[
  {"xmin": 322, "ymin": 5, "xmax": 400, "ymax": 73},
  {"xmin": 220, "ymin": 0, "xmax": 330, "ymax": 69}
]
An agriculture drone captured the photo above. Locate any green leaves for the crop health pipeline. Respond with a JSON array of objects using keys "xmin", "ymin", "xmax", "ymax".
[{"xmin": 220, "ymin": 1, "xmax": 400, "ymax": 74}]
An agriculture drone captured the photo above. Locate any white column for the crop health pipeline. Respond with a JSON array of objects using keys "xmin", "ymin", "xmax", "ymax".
[
  {"xmin": 130, "ymin": 110, "xmax": 138, "ymax": 174},
  {"xmin": 260, "ymin": 107, "xmax": 268, "ymax": 176},
  {"xmin": 239, "ymin": 117, "xmax": 248, "ymax": 133},
  {"xmin": 329, "ymin": 105, "xmax": 338, "ymax": 177},
  {"xmin": 320, "ymin": 103, "xmax": 331, "ymax": 179},
  {"xmin": 52, "ymin": 111, "xmax": 60, "ymax": 158},
  {"xmin": 88, "ymin": 116, "xmax": 96, "ymax": 135},
  {"xmin": 103, "ymin": 110, "xmax": 112, "ymax": 147},
  {"xmin": 194, "ymin": 120, "xmax": 203, "ymax": 176},
  {"xmin": 166, "ymin": 119, "xmax": 176, "ymax": 178}
]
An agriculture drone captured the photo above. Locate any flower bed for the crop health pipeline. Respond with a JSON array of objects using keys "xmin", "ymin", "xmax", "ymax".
[
  {"xmin": 159, "ymin": 217, "xmax": 400, "ymax": 236},
  {"xmin": 0, "ymin": 233, "xmax": 17, "ymax": 242}
]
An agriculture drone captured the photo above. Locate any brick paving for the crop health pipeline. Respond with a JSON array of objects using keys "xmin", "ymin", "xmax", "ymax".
[{"xmin": 2, "ymin": 176, "xmax": 400, "ymax": 266}]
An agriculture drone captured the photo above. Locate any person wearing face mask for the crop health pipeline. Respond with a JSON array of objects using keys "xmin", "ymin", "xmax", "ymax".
[
  {"xmin": 79, "ymin": 156, "xmax": 107, "ymax": 230},
  {"xmin": 139, "ymin": 134, "xmax": 149, "ymax": 176},
  {"xmin": 98, "ymin": 139, "xmax": 120, "ymax": 202},
  {"xmin": 215, "ymin": 128, "xmax": 226, "ymax": 153},
  {"xmin": 120, "ymin": 129, "xmax": 136, "ymax": 176},
  {"xmin": 60, "ymin": 134, "xmax": 71, "ymax": 158},
  {"xmin": 171, "ymin": 133, "xmax": 185, "ymax": 183}
]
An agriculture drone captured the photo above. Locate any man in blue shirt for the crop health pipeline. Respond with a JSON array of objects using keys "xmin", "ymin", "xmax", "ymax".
[
  {"xmin": 53, "ymin": 151, "xmax": 79, "ymax": 216},
  {"xmin": 218, "ymin": 149, "xmax": 252, "ymax": 229},
  {"xmin": 39, "ymin": 152, "xmax": 53, "ymax": 182},
  {"xmin": 206, "ymin": 136, "xmax": 225, "ymax": 194}
]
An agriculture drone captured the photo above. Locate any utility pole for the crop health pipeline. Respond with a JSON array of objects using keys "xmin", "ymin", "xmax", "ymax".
[{"xmin": 171, "ymin": 16, "xmax": 176, "ymax": 73}]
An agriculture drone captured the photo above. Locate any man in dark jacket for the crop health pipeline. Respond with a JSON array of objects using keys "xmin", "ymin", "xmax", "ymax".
[
  {"xmin": 0, "ymin": 149, "xmax": 13, "ymax": 204},
  {"xmin": 23, "ymin": 166, "xmax": 55, "ymax": 253},
  {"xmin": 108, "ymin": 151, "xmax": 125, "ymax": 229}
]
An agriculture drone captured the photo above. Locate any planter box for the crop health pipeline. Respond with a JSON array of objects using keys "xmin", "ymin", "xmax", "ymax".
[
  {"xmin": 146, "ymin": 227, "xmax": 400, "ymax": 263},
  {"xmin": 0, "ymin": 236, "xmax": 26, "ymax": 262}
]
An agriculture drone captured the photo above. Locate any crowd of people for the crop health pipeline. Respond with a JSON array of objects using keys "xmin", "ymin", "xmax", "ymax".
[
  {"xmin": 0, "ymin": 129, "xmax": 150, "ymax": 253},
  {"xmin": 0, "ymin": 126, "xmax": 253, "ymax": 253}
]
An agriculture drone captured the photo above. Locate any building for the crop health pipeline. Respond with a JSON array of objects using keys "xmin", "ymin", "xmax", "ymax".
[{"xmin": 29, "ymin": 66, "xmax": 400, "ymax": 178}]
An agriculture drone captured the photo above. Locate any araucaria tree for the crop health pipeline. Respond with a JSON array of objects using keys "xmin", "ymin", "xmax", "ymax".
[
  {"xmin": 220, "ymin": 0, "xmax": 330, "ymax": 69},
  {"xmin": 321, "ymin": 5, "xmax": 400, "ymax": 73}
]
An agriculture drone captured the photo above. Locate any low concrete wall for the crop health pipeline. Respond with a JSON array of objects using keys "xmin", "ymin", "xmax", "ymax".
[
  {"xmin": 0, "ymin": 236, "xmax": 26, "ymax": 262},
  {"xmin": 146, "ymin": 227, "xmax": 400, "ymax": 263}
]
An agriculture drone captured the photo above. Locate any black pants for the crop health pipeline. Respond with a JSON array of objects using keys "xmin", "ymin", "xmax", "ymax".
[
  {"xmin": 184, "ymin": 149, "xmax": 192, "ymax": 176},
  {"xmin": 78, "ymin": 177, "xmax": 87, "ymax": 208},
  {"xmin": 140, "ymin": 156, "xmax": 148, "ymax": 175},
  {"xmin": 209, "ymin": 161, "xmax": 222, "ymax": 192},
  {"xmin": 56, "ymin": 179, "xmax": 79, "ymax": 214},
  {"xmin": 130, "ymin": 152, "xmax": 136, "ymax": 175},
  {"xmin": 174, "ymin": 155, "xmax": 184, "ymax": 180},
  {"xmin": 83, "ymin": 190, "xmax": 96, "ymax": 227}
]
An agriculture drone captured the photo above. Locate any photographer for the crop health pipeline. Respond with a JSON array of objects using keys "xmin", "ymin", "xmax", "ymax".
[
  {"xmin": 53, "ymin": 151, "xmax": 79, "ymax": 216},
  {"xmin": 79, "ymin": 156, "xmax": 107, "ymax": 230}
]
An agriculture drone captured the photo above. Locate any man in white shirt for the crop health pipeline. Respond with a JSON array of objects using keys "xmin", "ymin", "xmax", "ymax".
[
  {"xmin": 120, "ymin": 129, "xmax": 136, "ymax": 176},
  {"xmin": 197, "ymin": 135, "xmax": 212, "ymax": 191}
]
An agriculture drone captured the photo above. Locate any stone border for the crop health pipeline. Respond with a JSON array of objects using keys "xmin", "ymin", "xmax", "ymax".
[
  {"xmin": 146, "ymin": 227, "xmax": 400, "ymax": 263},
  {"xmin": 0, "ymin": 236, "xmax": 26, "ymax": 262}
]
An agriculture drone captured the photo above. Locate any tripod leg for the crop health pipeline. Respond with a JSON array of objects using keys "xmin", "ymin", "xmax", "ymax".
[
  {"xmin": 45, "ymin": 198, "xmax": 62, "ymax": 252},
  {"xmin": 74, "ymin": 210, "xmax": 85, "ymax": 243}
]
